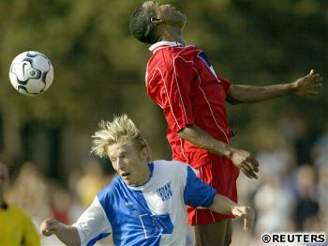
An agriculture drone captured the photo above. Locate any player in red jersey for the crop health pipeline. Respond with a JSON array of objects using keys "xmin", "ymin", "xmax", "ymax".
[{"xmin": 129, "ymin": 1, "xmax": 323, "ymax": 245}]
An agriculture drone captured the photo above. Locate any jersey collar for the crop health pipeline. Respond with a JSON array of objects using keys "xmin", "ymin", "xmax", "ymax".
[
  {"xmin": 126, "ymin": 162, "xmax": 154, "ymax": 191},
  {"xmin": 149, "ymin": 41, "xmax": 185, "ymax": 53}
]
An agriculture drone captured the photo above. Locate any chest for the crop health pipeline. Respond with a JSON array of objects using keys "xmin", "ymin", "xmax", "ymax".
[
  {"xmin": 147, "ymin": 63, "xmax": 226, "ymax": 109},
  {"xmin": 108, "ymin": 181, "xmax": 183, "ymax": 241},
  {"xmin": 116, "ymin": 181, "xmax": 181, "ymax": 217}
]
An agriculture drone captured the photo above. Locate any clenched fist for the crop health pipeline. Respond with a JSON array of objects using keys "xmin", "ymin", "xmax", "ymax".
[{"xmin": 40, "ymin": 219, "xmax": 61, "ymax": 236}]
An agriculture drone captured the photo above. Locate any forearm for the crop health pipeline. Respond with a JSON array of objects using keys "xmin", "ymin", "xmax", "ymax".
[
  {"xmin": 209, "ymin": 194, "xmax": 237, "ymax": 214},
  {"xmin": 54, "ymin": 224, "xmax": 81, "ymax": 246},
  {"xmin": 227, "ymin": 83, "xmax": 296, "ymax": 104},
  {"xmin": 178, "ymin": 125, "xmax": 259, "ymax": 179},
  {"xmin": 178, "ymin": 125, "xmax": 232, "ymax": 158}
]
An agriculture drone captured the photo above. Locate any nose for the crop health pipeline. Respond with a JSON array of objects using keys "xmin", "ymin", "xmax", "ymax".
[{"xmin": 116, "ymin": 158, "xmax": 126, "ymax": 170}]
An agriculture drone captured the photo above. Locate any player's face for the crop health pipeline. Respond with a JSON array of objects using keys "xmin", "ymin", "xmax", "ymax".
[
  {"xmin": 107, "ymin": 140, "xmax": 149, "ymax": 186},
  {"xmin": 143, "ymin": 1, "xmax": 186, "ymax": 28}
]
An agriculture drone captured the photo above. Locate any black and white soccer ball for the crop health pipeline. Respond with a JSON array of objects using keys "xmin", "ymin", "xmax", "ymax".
[{"xmin": 9, "ymin": 51, "xmax": 54, "ymax": 96}]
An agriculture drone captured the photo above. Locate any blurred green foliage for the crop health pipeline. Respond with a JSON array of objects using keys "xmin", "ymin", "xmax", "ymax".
[{"xmin": 0, "ymin": 0, "xmax": 327, "ymax": 165}]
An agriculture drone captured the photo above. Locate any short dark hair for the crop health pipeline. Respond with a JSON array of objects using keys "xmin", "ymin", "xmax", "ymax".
[{"xmin": 129, "ymin": 4, "xmax": 159, "ymax": 44}]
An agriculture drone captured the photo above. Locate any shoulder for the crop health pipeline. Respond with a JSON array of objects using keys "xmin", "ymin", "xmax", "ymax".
[
  {"xmin": 174, "ymin": 45, "xmax": 200, "ymax": 62},
  {"xmin": 7, "ymin": 204, "xmax": 32, "ymax": 222},
  {"xmin": 152, "ymin": 160, "xmax": 190, "ymax": 176},
  {"xmin": 8, "ymin": 204, "xmax": 25, "ymax": 215},
  {"xmin": 148, "ymin": 45, "xmax": 200, "ymax": 68},
  {"xmin": 177, "ymin": 45, "xmax": 200, "ymax": 56},
  {"xmin": 97, "ymin": 176, "xmax": 122, "ymax": 202}
]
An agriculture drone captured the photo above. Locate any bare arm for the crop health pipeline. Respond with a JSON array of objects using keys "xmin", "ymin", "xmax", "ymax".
[
  {"xmin": 209, "ymin": 194, "xmax": 253, "ymax": 231},
  {"xmin": 40, "ymin": 219, "xmax": 81, "ymax": 246},
  {"xmin": 227, "ymin": 69, "xmax": 323, "ymax": 104},
  {"xmin": 178, "ymin": 125, "xmax": 259, "ymax": 179}
]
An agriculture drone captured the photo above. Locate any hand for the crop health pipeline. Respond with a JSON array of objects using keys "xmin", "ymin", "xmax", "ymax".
[
  {"xmin": 229, "ymin": 148, "xmax": 259, "ymax": 179},
  {"xmin": 40, "ymin": 219, "xmax": 61, "ymax": 237},
  {"xmin": 291, "ymin": 69, "xmax": 323, "ymax": 96},
  {"xmin": 232, "ymin": 206, "xmax": 254, "ymax": 231}
]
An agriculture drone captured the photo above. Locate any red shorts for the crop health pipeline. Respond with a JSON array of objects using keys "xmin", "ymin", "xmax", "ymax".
[{"xmin": 187, "ymin": 156, "xmax": 239, "ymax": 225}]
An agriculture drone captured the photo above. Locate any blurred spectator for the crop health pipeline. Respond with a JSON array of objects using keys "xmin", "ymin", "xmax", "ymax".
[
  {"xmin": 48, "ymin": 181, "xmax": 72, "ymax": 225},
  {"xmin": 231, "ymin": 117, "xmax": 327, "ymax": 245},
  {"xmin": 249, "ymin": 139, "xmax": 294, "ymax": 233},
  {"xmin": 292, "ymin": 165, "xmax": 320, "ymax": 231},
  {"xmin": 312, "ymin": 122, "xmax": 328, "ymax": 168},
  {"xmin": 278, "ymin": 108, "xmax": 315, "ymax": 165},
  {"xmin": 0, "ymin": 162, "xmax": 40, "ymax": 246},
  {"xmin": 253, "ymin": 174, "xmax": 294, "ymax": 233},
  {"xmin": 317, "ymin": 164, "xmax": 328, "ymax": 226},
  {"xmin": 8, "ymin": 162, "xmax": 51, "ymax": 227},
  {"xmin": 75, "ymin": 160, "xmax": 109, "ymax": 206}
]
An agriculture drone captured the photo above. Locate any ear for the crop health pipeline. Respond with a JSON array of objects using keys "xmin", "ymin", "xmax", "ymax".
[{"xmin": 150, "ymin": 17, "xmax": 164, "ymax": 25}]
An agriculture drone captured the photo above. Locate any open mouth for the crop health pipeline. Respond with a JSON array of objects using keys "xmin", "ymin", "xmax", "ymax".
[{"xmin": 121, "ymin": 172, "xmax": 130, "ymax": 177}]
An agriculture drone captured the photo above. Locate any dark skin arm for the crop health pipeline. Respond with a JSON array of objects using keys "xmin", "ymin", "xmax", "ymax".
[
  {"xmin": 178, "ymin": 125, "xmax": 259, "ymax": 179},
  {"xmin": 227, "ymin": 69, "xmax": 323, "ymax": 104}
]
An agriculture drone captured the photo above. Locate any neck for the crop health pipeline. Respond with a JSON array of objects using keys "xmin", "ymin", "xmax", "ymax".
[
  {"xmin": 135, "ymin": 164, "xmax": 151, "ymax": 187},
  {"xmin": 158, "ymin": 26, "xmax": 185, "ymax": 45}
]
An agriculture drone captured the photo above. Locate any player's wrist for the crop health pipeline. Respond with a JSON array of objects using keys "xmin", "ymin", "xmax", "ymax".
[
  {"xmin": 54, "ymin": 222, "xmax": 66, "ymax": 235},
  {"xmin": 288, "ymin": 80, "xmax": 299, "ymax": 94},
  {"xmin": 225, "ymin": 198, "xmax": 238, "ymax": 214},
  {"xmin": 223, "ymin": 146, "xmax": 234, "ymax": 159}
]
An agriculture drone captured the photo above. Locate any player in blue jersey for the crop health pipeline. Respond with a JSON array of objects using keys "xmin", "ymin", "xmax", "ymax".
[{"xmin": 40, "ymin": 115, "xmax": 253, "ymax": 246}]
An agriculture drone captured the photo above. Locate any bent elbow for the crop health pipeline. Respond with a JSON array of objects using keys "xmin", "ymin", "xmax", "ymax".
[
  {"xmin": 226, "ymin": 95, "xmax": 242, "ymax": 105},
  {"xmin": 178, "ymin": 129, "xmax": 186, "ymax": 139}
]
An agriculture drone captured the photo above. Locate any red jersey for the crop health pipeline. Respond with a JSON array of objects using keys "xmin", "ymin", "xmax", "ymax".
[
  {"xmin": 145, "ymin": 41, "xmax": 240, "ymax": 224},
  {"xmin": 146, "ymin": 41, "xmax": 233, "ymax": 165}
]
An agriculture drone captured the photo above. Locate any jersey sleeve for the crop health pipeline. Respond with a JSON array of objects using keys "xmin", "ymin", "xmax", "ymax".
[
  {"xmin": 218, "ymin": 75, "xmax": 231, "ymax": 94},
  {"xmin": 73, "ymin": 197, "xmax": 111, "ymax": 246},
  {"xmin": 161, "ymin": 56, "xmax": 195, "ymax": 132},
  {"xmin": 183, "ymin": 166, "xmax": 216, "ymax": 207}
]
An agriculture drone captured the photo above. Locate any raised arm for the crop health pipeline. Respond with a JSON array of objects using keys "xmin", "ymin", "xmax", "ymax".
[
  {"xmin": 178, "ymin": 125, "xmax": 259, "ymax": 179},
  {"xmin": 227, "ymin": 69, "xmax": 323, "ymax": 104}
]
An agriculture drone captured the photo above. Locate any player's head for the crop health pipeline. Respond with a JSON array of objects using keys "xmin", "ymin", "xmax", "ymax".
[
  {"xmin": 0, "ymin": 162, "xmax": 9, "ymax": 198},
  {"xmin": 91, "ymin": 115, "xmax": 151, "ymax": 186},
  {"xmin": 129, "ymin": 1, "xmax": 186, "ymax": 44}
]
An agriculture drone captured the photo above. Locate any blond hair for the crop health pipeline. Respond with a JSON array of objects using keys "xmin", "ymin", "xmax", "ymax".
[{"xmin": 91, "ymin": 114, "xmax": 150, "ymax": 158}]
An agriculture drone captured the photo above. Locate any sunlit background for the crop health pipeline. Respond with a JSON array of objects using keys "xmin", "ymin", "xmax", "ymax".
[{"xmin": 0, "ymin": 0, "xmax": 327, "ymax": 245}]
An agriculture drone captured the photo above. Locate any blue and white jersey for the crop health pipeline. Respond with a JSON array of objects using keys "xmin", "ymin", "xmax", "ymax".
[{"xmin": 73, "ymin": 160, "xmax": 216, "ymax": 246}]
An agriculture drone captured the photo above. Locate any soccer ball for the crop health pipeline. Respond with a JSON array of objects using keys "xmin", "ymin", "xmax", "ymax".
[{"xmin": 9, "ymin": 51, "xmax": 54, "ymax": 96}]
